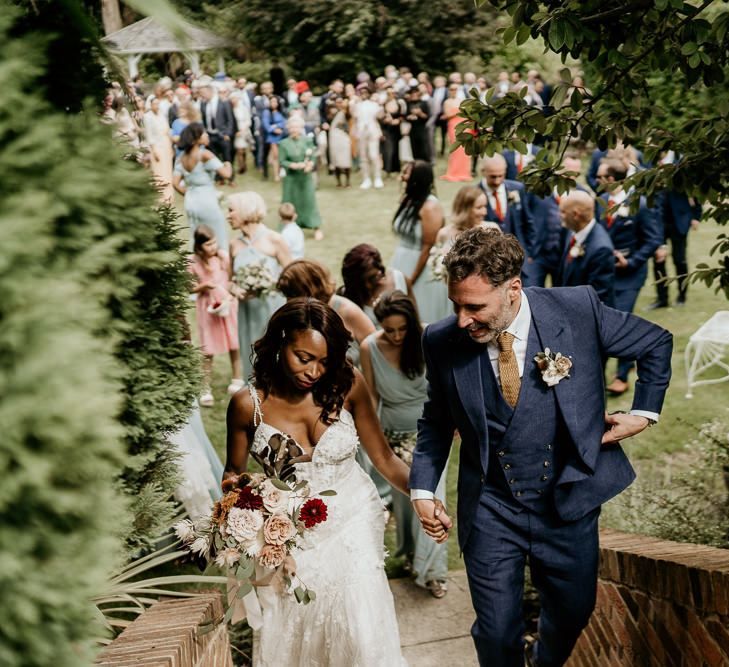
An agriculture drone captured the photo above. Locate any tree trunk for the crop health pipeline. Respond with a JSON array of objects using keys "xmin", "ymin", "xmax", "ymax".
[{"xmin": 101, "ymin": 0, "xmax": 123, "ymax": 35}]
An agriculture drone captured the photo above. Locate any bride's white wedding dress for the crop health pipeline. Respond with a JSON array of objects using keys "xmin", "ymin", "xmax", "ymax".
[{"xmin": 250, "ymin": 388, "xmax": 407, "ymax": 666}]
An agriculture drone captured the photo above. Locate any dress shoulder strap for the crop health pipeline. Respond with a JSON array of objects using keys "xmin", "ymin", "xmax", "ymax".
[{"xmin": 249, "ymin": 384, "xmax": 263, "ymax": 427}]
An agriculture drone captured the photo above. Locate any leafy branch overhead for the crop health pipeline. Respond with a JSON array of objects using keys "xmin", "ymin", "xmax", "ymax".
[{"xmin": 462, "ymin": 0, "xmax": 729, "ymax": 297}]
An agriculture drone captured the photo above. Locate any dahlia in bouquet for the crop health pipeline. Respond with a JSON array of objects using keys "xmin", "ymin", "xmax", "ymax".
[
  {"xmin": 175, "ymin": 433, "xmax": 334, "ymax": 623},
  {"xmin": 233, "ymin": 261, "xmax": 277, "ymax": 298}
]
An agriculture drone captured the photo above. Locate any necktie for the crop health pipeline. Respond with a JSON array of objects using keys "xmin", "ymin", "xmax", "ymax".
[
  {"xmin": 606, "ymin": 198, "xmax": 615, "ymax": 228},
  {"xmin": 566, "ymin": 235, "xmax": 576, "ymax": 264},
  {"xmin": 497, "ymin": 331, "xmax": 521, "ymax": 407},
  {"xmin": 492, "ymin": 189, "xmax": 504, "ymax": 222},
  {"xmin": 516, "ymin": 153, "xmax": 523, "ymax": 173}
]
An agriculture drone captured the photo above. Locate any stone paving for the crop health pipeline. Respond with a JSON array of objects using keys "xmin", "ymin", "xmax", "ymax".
[{"xmin": 392, "ymin": 570, "xmax": 478, "ymax": 666}]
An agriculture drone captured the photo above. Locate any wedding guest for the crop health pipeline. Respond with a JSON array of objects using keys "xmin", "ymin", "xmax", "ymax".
[
  {"xmin": 404, "ymin": 85, "xmax": 431, "ymax": 162},
  {"xmin": 189, "ymin": 225, "xmax": 243, "ymax": 406},
  {"xmin": 381, "ymin": 86, "xmax": 406, "ymax": 177},
  {"xmin": 595, "ymin": 158, "xmax": 662, "ymax": 395},
  {"xmin": 170, "ymin": 101, "xmax": 199, "ymax": 157},
  {"xmin": 277, "ymin": 259, "xmax": 375, "ymax": 367},
  {"xmin": 227, "ymin": 192, "xmax": 291, "ymax": 380},
  {"xmin": 278, "ymin": 202, "xmax": 305, "ymax": 260},
  {"xmin": 143, "ymin": 97, "xmax": 174, "ymax": 202},
  {"xmin": 329, "ymin": 96, "xmax": 352, "ymax": 188},
  {"xmin": 436, "ymin": 186, "xmax": 489, "ymax": 247},
  {"xmin": 440, "ymin": 84, "xmax": 472, "ymax": 182},
  {"xmin": 279, "ymin": 116, "xmax": 324, "ymax": 240},
  {"xmin": 172, "ymin": 122, "xmax": 232, "ymax": 247},
  {"xmin": 340, "ymin": 243, "xmax": 414, "ymax": 326},
  {"xmin": 356, "ymin": 87, "xmax": 384, "ymax": 189},
  {"xmin": 199, "ymin": 79, "xmax": 235, "ymax": 182},
  {"xmin": 262, "ymin": 95, "xmax": 288, "ymax": 182},
  {"xmin": 390, "ymin": 161, "xmax": 448, "ymax": 324},
  {"xmin": 231, "ymin": 93, "xmax": 253, "ymax": 175},
  {"xmin": 360, "ymin": 291, "xmax": 449, "ymax": 598}
]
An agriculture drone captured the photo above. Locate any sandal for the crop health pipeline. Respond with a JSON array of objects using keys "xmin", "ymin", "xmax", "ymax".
[
  {"xmin": 199, "ymin": 391, "xmax": 214, "ymax": 407},
  {"xmin": 426, "ymin": 579, "xmax": 448, "ymax": 599}
]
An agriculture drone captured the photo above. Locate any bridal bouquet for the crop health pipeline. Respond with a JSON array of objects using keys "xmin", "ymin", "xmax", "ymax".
[
  {"xmin": 428, "ymin": 244, "xmax": 449, "ymax": 282},
  {"xmin": 175, "ymin": 434, "xmax": 334, "ymax": 621},
  {"xmin": 233, "ymin": 261, "xmax": 277, "ymax": 298}
]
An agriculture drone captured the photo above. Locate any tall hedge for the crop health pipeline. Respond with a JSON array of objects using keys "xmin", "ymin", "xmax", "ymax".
[{"xmin": 0, "ymin": 2, "xmax": 201, "ymax": 663}]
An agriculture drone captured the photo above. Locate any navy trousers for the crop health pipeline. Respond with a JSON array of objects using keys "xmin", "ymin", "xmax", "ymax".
[
  {"xmin": 463, "ymin": 495, "xmax": 600, "ymax": 667},
  {"xmin": 614, "ymin": 286, "xmax": 641, "ymax": 380}
]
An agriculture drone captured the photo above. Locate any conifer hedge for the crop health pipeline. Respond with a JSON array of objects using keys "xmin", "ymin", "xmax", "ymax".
[{"xmin": 0, "ymin": 2, "xmax": 201, "ymax": 663}]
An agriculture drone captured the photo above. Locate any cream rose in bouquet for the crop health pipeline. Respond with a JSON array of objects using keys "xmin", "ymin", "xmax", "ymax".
[
  {"xmin": 233, "ymin": 261, "xmax": 277, "ymax": 299},
  {"xmin": 427, "ymin": 244, "xmax": 449, "ymax": 282}
]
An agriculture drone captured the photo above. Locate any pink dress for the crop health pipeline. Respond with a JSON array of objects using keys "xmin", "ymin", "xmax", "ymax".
[
  {"xmin": 441, "ymin": 115, "xmax": 472, "ymax": 182},
  {"xmin": 189, "ymin": 252, "xmax": 239, "ymax": 356}
]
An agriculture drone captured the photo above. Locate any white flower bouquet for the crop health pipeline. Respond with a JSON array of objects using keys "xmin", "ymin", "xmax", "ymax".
[
  {"xmin": 175, "ymin": 433, "xmax": 334, "ymax": 625},
  {"xmin": 428, "ymin": 244, "xmax": 449, "ymax": 282},
  {"xmin": 233, "ymin": 262, "xmax": 277, "ymax": 298}
]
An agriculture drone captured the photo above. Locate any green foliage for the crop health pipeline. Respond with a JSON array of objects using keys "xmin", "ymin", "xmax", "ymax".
[
  {"xmin": 603, "ymin": 418, "xmax": 729, "ymax": 548},
  {"xmin": 207, "ymin": 0, "xmax": 501, "ymax": 85},
  {"xmin": 461, "ymin": 0, "xmax": 729, "ymax": 297},
  {"xmin": 0, "ymin": 6, "xmax": 127, "ymax": 665}
]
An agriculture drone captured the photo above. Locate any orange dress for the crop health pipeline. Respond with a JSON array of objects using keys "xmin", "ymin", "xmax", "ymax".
[{"xmin": 440, "ymin": 107, "xmax": 472, "ymax": 182}]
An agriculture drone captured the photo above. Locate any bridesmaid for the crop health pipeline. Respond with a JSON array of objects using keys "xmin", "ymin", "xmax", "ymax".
[
  {"xmin": 227, "ymin": 191, "xmax": 291, "ymax": 381},
  {"xmin": 360, "ymin": 291, "xmax": 449, "ymax": 598},
  {"xmin": 435, "ymin": 185, "xmax": 489, "ymax": 247},
  {"xmin": 339, "ymin": 243, "xmax": 414, "ymax": 326},
  {"xmin": 276, "ymin": 259, "xmax": 375, "ymax": 367},
  {"xmin": 440, "ymin": 84, "xmax": 472, "ymax": 182},
  {"xmin": 389, "ymin": 160, "xmax": 449, "ymax": 324}
]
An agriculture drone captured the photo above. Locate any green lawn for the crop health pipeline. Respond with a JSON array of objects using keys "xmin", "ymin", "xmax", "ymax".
[{"xmin": 183, "ymin": 156, "xmax": 729, "ymax": 571}]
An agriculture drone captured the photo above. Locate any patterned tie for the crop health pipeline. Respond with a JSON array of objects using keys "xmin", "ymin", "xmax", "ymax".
[
  {"xmin": 606, "ymin": 197, "xmax": 616, "ymax": 228},
  {"xmin": 492, "ymin": 189, "xmax": 504, "ymax": 222},
  {"xmin": 497, "ymin": 331, "xmax": 521, "ymax": 407}
]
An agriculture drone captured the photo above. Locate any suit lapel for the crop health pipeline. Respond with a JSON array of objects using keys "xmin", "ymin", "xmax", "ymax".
[
  {"xmin": 524, "ymin": 289, "xmax": 578, "ymax": 438},
  {"xmin": 451, "ymin": 334, "xmax": 490, "ymax": 444}
]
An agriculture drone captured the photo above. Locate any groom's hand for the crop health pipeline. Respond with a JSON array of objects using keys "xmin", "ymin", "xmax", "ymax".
[
  {"xmin": 602, "ymin": 412, "xmax": 650, "ymax": 445},
  {"xmin": 413, "ymin": 499, "xmax": 452, "ymax": 543}
]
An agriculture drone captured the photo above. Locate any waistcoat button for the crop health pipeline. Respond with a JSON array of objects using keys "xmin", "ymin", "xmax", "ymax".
[
  {"xmin": 509, "ymin": 478, "xmax": 516, "ymax": 485},
  {"xmin": 543, "ymin": 461, "xmax": 551, "ymax": 467},
  {"xmin": 503, "ymin": 463, "xmax": 512, "ymax": 470}
]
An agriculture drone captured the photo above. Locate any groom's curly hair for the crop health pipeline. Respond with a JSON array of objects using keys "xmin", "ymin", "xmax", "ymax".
[{"xmin": 444, "ymin": 227, "xmax": 524, "ymax": 286}]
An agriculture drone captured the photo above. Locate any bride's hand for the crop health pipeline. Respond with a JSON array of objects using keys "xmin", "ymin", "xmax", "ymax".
[{"xmin": 413, "ymin": 499, "xmax": 452, "ymax": 543}]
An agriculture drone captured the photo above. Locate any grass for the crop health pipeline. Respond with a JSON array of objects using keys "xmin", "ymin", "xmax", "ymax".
[{"xmin": 180, "ymin": 155, "xmax": 729, "ymax": 571}]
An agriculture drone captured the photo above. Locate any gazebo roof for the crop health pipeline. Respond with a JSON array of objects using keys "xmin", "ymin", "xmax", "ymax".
[{"xmin": 101, "ymin": 16, "xmax": 229, "ymax": 55}]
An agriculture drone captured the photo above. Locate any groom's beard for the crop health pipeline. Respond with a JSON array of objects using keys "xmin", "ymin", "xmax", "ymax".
[{"xmin": 466, "ymin": 301, "xmax": 514, "ymax": 344}]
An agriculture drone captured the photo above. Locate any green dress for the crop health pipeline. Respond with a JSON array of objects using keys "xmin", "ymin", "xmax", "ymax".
[
  {"xmin": 279, "ymin": 135, "xmax": 322, "ymax": 229},
  {"xmin": 365, "ymin": 332, "xmax": 448, "ymax": 588}
]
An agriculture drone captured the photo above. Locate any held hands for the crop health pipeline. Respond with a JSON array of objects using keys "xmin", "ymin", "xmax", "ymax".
[
  {"xmin": 413, "ymin": 499, "xmax": 453, "ymax": 544},
  {"xmin": 602, "ymin": 412, "xmax": 650, "ymax": 445},
  {"xmin": 613, "ymin": 250, "xmax": 629, "ymax": 269}
]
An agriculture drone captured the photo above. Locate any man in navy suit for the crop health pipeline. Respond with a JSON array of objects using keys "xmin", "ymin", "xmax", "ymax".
[
  {"xmin": 527, "ymin": 155, "xmax": 585, "ymax": 287},
  {"xmin": 199, "ymin": 79, "xmax": 235, "ymax": 178},
  {"xmin": 502, "ymin": 144, "xmax": 540, "ymax": 181},
  {"xmin": 596, "ymin": 159, "xmax": 662, "ymax": 395},
  {"xmin": 650, "ymin": 188, "xmax": 702, "ymax": 308},
  {"xmin": 478, "ymin": 155, "xmax": 537, "ymax": 284},
  {"xmin": 410, "ymin": 227, "xmax": 672, "ymax": 667},
  {"xmin": 556, "ymin": 191, "xmax": 616, "ymax": 307}
]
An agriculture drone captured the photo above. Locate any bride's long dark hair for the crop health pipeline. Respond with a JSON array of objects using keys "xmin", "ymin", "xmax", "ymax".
[{"xmin": 252, "ymin": 298, "xmax": 354, "ymax": 424}]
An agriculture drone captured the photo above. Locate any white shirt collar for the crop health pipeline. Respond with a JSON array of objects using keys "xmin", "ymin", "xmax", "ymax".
[
  {"xmin": 607, "ymin": 188, "xmax": 627, "ymax": 205},
  {"xmin": 504, "ymin": 290, "xmax": 531, "ymax": 342},
  {"xmin": 574, "ymin": 219, "xmax": 596, "ymax": 245}
]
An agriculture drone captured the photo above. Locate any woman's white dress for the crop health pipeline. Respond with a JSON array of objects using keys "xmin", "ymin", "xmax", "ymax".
[{"xmin": 250, "ymin": 389, "xmax": 407, "ymax": 666}]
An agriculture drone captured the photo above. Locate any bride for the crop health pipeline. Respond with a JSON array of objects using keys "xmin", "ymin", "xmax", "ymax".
[{"xmin": 225, "ymin": 298, "xmax": 445, "ymax": 665}]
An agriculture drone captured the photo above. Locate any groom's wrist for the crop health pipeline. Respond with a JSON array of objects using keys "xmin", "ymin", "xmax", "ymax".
[
  {"xmin": 410, "ymin": 489, "xmax": 435, "ymax": 502},
  {"xmin": 629, "ymin": 409, "xmax": 659, "ymax": 425}
]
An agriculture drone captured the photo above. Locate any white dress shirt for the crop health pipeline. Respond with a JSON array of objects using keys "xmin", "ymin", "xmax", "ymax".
[
  {"xmin": 411, "ymin": 291, "xmax": 658, "ymax": 501},
  {"xmin": 572, "ymin": 219, "xmax": 597, "ymax": 246},
  {"xmin": 482, "ymin": 181, "xmax": 508, "ymax": 218}
]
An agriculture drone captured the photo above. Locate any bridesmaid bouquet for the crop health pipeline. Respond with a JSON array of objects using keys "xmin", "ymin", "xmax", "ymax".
[
  {"xmin": 427, "ymin": 244, "xmax": 449, "ymax": 282},
  {"xmin": 233, "ymin": 262, "xmax": 277, "ymax": 298},
  {"xmin": 174, "ymin": 433, "xmax": 334, "ymax": 623}
]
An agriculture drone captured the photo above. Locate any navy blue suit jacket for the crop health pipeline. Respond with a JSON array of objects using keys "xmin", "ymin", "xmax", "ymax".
[
  {"xmin": 200, "ymin": 98, "xmax": 235, "ymax": 138},
  {"xmin": 587, "ymin": 148, "xmax": 646, "ymax": 192},
  {"xmin": 596, "ymin": 194, "xmax": 663, "ymax": 291},
  {"xmin": 478, "ymin": 179, "xmax": 537, "ymax": 257},
  {"xmin": 409, "ymin": 286, "xmax": 672, "ymax": 548},
  {"xmin": 557, "ymin": 224, "xmax": 616, "ymax": 307},
  {"xmin": 528, "ymin": 185, "xmax": 587, "ymax": 262},
  {"xmin": 502, "ymin": 146, "xmax": 540, "ymax": 181},
  {"xmin": 659, "ymin": 190, "xmax": 702, "ymax": 236}
]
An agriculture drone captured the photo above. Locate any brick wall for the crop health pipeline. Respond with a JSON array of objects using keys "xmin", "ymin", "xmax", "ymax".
[
  {"xmin": 97, "ymin": 594, "xmax": 233, "ymax": 667},
  {"xmin": 568, "ymin": 529, "xmax": 729, "ymax": 667}
]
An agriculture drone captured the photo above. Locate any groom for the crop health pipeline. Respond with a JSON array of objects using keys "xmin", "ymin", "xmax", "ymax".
[{"xmin": 410, "ymin": 227, "xmax": 672, "ymax": 667}]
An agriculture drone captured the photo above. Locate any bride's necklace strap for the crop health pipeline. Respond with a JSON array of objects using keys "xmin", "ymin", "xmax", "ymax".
[{"xmin": 249, "ymin": 384, "xmax": 263, "ymax": 427}]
